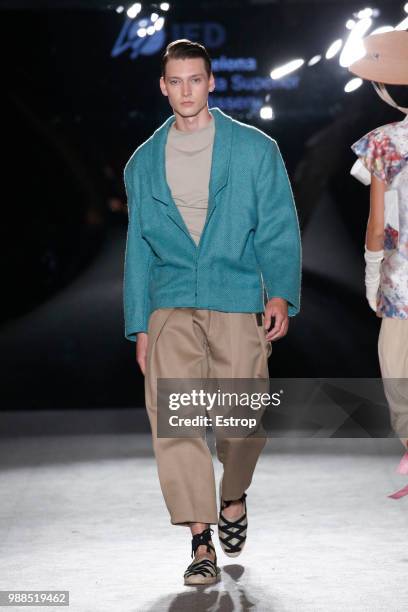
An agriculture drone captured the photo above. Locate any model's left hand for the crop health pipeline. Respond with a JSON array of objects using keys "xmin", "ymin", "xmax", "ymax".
[{"xmin": 264, "ymin": 297, "xmax": 289, "ymax": 342}]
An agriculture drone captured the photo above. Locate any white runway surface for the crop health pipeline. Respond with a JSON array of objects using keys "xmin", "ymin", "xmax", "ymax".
[{"xmin": 0, "ymin": 430, "xmax": 407, "ymax": 612}]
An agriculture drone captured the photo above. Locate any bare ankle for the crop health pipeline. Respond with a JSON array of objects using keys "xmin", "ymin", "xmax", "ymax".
[
  {"xmin": 222, "ymin": 499, "xmax": 243, "ymax": 518},
  {"xmin": 190, "ymin": 522, "xmax": 208, "ymax": 536},
  {"xmin": 188, "ymin": 525, "xmax": 216, "ymax": 560},
  {"xmin": 195, "ymin": 543, "xmax": 215, "ymax": 559}
]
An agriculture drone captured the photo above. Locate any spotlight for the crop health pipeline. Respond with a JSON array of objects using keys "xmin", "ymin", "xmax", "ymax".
[
  {"xmin": 137, "ymin": 27, "xmax": 147, "ymax": 37},
  {"xmin": 307, "ymin": 55, "xmax": 321, "ymax": 66},
  {"xmin": 260, "ymin": 105, "xmax": 274, "ymax": 120},
  {"xmin": 270, "ymin": 59, "xmax": 304, "ymax": 79},
  {"xmin": 339, "ymin": 17, "xmax": 372, "ymax": 67},
  {"xmin": 357, "ymin": 8, "xmax": 373, "ymax": 20},
  {"xmin": 116, "ymin": 5, "xmax": 124, "ymax": 13},
  {"xmin": 155, "ymin": 17, "xmax": 165, "ymax": 30},
  {"xmin": 160, "ymin": 2, "xmax": 170, "ymax": 10},
  {"xmin": 346, "ymin": 19, "xmax": 356, "ymax": 30},
  {"xmin": 151, "ymin": 12, "xmax": 159, "ymax": 22},
  {"xmin": 127, "ymin": 3, "xmax": 142, "ymax": 19},
  {"xmin": 325, "ymin": 39, "xmax": 343, "ymax": 59},
  {"xmin": 344, "ymin": 77, "xmax": 363, "ymax": 92}
]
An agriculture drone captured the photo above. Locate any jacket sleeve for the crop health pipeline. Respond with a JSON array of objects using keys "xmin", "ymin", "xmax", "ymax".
[
  {"xmin": 123, "ymin": 159, "xmax": 154, "ymax": 341},
  {"xmin": 253, "ymin": 139, "xmax": 301, "ymax": 317}
]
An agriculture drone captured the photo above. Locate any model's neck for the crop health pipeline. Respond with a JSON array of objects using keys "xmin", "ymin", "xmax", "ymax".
[{"xmin": 173, "ymin": 108, "xmax": 213, "ymax": 133}]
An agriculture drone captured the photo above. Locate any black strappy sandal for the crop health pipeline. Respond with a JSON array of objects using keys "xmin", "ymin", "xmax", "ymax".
[
  {"xmin": 218, "ymin": 478, "xmax": 248, "ymax": 557},
  {"xmin": 184, "ymin": 527, "xmax": 221, "ymax": 586}
]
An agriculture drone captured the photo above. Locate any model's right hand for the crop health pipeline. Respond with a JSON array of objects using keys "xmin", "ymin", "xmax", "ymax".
[{"xmin": 136, "ymin": 332, "xmax": 148, "ymax": 376}]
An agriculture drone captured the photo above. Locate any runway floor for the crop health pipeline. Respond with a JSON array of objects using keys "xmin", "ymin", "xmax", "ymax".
[{"xmin": 0, "ymin": 431, "xmax": 407, "ymax": 612}]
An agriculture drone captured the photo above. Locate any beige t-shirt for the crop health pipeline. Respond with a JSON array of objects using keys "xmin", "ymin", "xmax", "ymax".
[{"xmin": 165, "ymin": 116, "xmax": 215, "ymax": 246}]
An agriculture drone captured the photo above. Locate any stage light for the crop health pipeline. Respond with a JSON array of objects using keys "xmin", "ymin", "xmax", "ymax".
[
  {"xmin": 405, "ymin": 3, "xmax": 408, "ymax": 13},
  {"xmin": 339, "ymin": 17, "xmax": 372, "ymax": 67},
  {"xmin": 357, "ymin": 8, "xmax": 373, "ymax": 19},
  {"xmin": 151, "ymin": 12, "xmax": 159, "ymax": 22},
  {"xmin": 346, "ymin": 19, "xmax": 356, "ymax": 30},
  {"xmin": 127, "ymin": 3, "xmax": 142, "ymax": 19},
  {"xmin": 370, "ymin": 26, "xmax": 394, "ymax": 35},
  {"xmin": 155, "ymin": 17, "xmax": 165, "ymax": 30},
  {"xmin": 344, "ymin": 77, "xmax": 363, "ymax": 92},
  {"xmin": 160, "ymin": 2, "xmax": 170, "ymax": 10},
  {"xmin": 137, "ymin": 27, "xmax": 147, "ymax": 37},
  {"xmin": 325, "ymin": 39, "xmax": 343, "ymax": 59},
  {"xmin": 270, "ymin": 59, "xmax": 304, "ymax": 79},
  {"xmin": 307, "ymin": 55, "xmax": 321, "ymax": 66},
  {"xmin": 395, "ymin": 16, "xmax": 408, "ymax": 30},
  {"xmin": 146, "ymin": 25, "xmax": 155, "ymax": 35},
  {"xmin": 116, "ymin": 5, "xmax": 124, "ymax": 13},
  {"xmin": 260, "ymin": 105, "xmax": 274, "ymax": 120}
]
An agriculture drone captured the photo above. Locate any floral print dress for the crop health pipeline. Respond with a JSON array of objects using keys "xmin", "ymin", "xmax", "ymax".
[
  {"xmin": 351, "ymin": 116, "xmax": 408, "ymax": 500},
  {"xmin": 351, "ymin": 114, "xmax": 408, "ymax": 319}
]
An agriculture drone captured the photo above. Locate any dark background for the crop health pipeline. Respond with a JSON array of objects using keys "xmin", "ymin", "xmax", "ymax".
[{"xmin": 1, "ymin": 0, "xmax": 407, "ymax": 410}]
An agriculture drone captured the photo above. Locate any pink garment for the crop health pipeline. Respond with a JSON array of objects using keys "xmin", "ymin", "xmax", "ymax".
[{"xmin": 388, "ymin": 451, "xmax": 408, "ymax": 499}]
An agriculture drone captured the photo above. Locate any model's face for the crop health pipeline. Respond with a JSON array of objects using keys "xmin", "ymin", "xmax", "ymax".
[{"xmin": 160, "ymin": 57, "xmax": 215, "ymax": 117}]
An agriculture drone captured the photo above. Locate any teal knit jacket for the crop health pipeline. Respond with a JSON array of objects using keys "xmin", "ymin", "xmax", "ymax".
[{"xmin": 123, "ymin": 107, "xmax": 301, "ymax": 342}]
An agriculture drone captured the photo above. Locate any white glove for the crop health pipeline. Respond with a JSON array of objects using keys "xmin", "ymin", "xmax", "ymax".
[
  {"xmin": 350, "ymin": 159, "xmax": 371, "ymax": 186},
  {"xmin": 364, "ymin": 246, "xmax": 384, "ymax": 312}
]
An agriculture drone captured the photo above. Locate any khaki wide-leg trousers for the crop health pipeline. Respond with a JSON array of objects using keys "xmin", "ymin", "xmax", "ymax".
[
  {"xmin": 144, "ymin": 307, "xmax": 272, "ymax": 526},
  {"xmin": 378, "ymin": 317, "xmax": 408, "ymax": 450}
]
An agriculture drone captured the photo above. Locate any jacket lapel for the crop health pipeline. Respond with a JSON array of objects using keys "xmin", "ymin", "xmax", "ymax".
[
  {"xmin": 150, "ymin": 107, "xmax": 232, "ymax": 244},
  {"xmin": 207, "ymin": 108, "xmax": 232, "ymax": 218}
]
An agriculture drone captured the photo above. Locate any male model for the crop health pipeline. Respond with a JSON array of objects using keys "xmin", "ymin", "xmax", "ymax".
[{"xmin": 123, "ymin": 39, "xmax": 301, "ymax": 585}]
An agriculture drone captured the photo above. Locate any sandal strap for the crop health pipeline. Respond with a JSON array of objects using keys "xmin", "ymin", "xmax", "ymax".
[
  {"xmin": 218, "ymin": 513, "xmax": 247, "ymax": 554},
  {"xmin": 184, "ymin": 557, "xmax": 218, "ymax": 578},
  {"xmin": 191, "ymin": 527, "xmax": 215, "ymax": 559},
  {"xmin": 219, "ymin": 494, "xmax": 247, "ymax": 555}
]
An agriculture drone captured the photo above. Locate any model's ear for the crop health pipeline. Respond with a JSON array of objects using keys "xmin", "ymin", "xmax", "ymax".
[
  {"xmin": 159, "ymin": 76, "xmax": 168, "ymax": 97},
  {"xmin": 209, "ymin": 72, "xmax": 215, "ymax": 92}
]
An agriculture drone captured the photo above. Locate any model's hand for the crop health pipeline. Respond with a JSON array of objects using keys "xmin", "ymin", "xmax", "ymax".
[
  {"xmin": 264, "ymin": 297, "xmax": 289, "ymax": 342},
  {"xmin": 136, "ymin": 332, "xmax": 148, "ymax": 376}
]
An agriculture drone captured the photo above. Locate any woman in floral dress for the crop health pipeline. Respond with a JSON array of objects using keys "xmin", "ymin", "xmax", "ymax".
[{"xmin": 349, "ymin": 31, "xmax": 408, "ymax": 498}]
